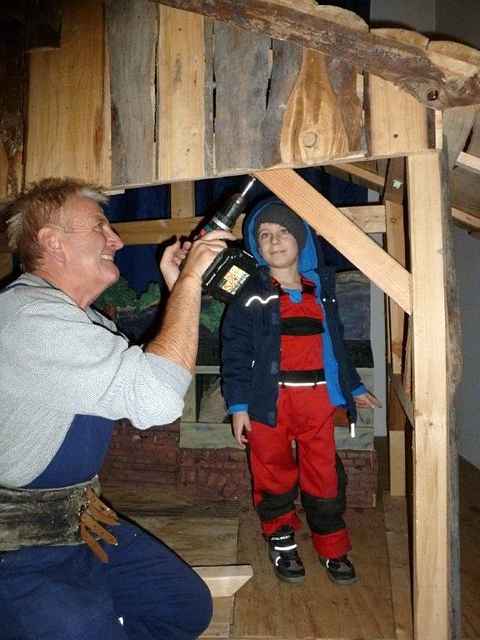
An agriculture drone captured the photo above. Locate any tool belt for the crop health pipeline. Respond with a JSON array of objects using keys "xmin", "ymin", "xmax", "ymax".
[
  {"xmin": 0, "ymin": 476, "xmax": 119, "ymax": 563},
  {"xmin": 278, "ymin": 368, "xmax": 326, "ymax": 386}
]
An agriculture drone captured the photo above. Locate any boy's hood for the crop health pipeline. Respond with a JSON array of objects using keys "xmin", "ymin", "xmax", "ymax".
[{"xmin": 243, "ymin": 197, "xmax": 325, "ymax": 275}]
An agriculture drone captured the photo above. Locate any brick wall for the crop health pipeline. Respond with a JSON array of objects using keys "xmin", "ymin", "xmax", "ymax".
[{"xmin": 101, "ymin": 420, "xmax": 377, "ymax": 507}]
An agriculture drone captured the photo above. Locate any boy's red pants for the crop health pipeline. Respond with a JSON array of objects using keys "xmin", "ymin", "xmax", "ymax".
[{"xmin": 248, "ymin": 384, "xmax": 351, "ymax": 560}]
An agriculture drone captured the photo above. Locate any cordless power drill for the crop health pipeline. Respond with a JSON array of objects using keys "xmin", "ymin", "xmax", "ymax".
[{"xmin": 194, "ymin": 176, "xmax": 257, "ymax": 303}]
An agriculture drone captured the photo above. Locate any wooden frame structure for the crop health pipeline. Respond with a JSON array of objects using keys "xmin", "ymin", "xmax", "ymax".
[{"xmin": 2, "ymin": 1, "xmax": 480, "ymax": 638}]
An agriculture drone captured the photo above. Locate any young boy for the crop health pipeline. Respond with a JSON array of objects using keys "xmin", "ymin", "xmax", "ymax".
[{"xmin": 221, "ymin": 199, "xmax": 380, "ymax": 585}]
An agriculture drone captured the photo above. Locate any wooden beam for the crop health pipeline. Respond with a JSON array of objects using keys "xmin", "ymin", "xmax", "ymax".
[
  {"xmin": 384, "ymin": 494, "xmax": 413, "ymax": 640},
  {"xmin": 367, "ymin": 30, "xmax": 428, "ymax": 157},
  {"xmin": 193, "ymin": 565, "xmax": 253, "ymax": 598},
  {"xmin": 254, "ymin": 168, "xmax": 412, "ymax": 314},
  {"xmin": 384, "ymin": 158, "xmax": 408, "ymax": 498},
  {"xmin": 157, "ymin": 5, "xmax": 208, "ymax": 181},
  {"xmin": 326, "ymin": 162, "xmax": 386, "ymax": 191},
  {"xmin": 154, "ymin": 0, "xmax": 480, "ymax": 109},
  {"xmin": 442, "ymin": 108, "xmax": 478, "ymax": 169},
  {"xmin": 26, "ymin": 0, "xmax": 111, "ymax": 185},
  {"xmin": 106, "ymin": 0, "xmax": 157, "ymax": 185},
  {"xmin": 390, "ymin": 373, "xmax": 414, "ymax": 427},
  {"xmin": 456, "ymin": 151, "xmax": 480, "ymax": 175},
  {"xmin": 0, "ymin": 17, "xmax": 26, "ymax": 198},
  {"xmin": 327, "ymin": 161, "xmax": 480, "ymax": 230},
  {"xmin": 107, "ymin": 204, "xmax": 386, "ymax": 245},
  {"xmin": 407, "ymin": 151, "xmax": 461, "ymax": 640},
  {"xmin": 451, "ymin": 206, "xmax": 480, "ymax": 230},
  {"xmin": 170, "ymin": 182, "xmax": 196, "ymax": 218}
]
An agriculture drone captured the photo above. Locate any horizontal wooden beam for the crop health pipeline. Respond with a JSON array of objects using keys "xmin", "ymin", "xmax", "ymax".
[
  {"xmin": 456, "ymin": 151, "xmax": 480, "ymax": 176},
  {"xmin": 0, "ymin": 205, "xmax": 385, "ymax": 254},
  {"xmin": 254, "ymin": 168, "xmax": 412, "ymax": 314},
  {"xmin": 193, "ymin": 564, "xmax": 253, "ymax": 598},
  {"xmin": 327, "ymin": 161, "xmax": 480, "ymax": 231},
  {"xmin": 110, "ymin": 205, "xmax": 386, "ymax": 244},
  {"xmin": 326, "ymin": 162, "xmax": 386, "ymax": 191},
  {"xmin": 155, "ymin": 0, "xmax": 480, "ymax": 109},
  {"xmin": 451, "ymin": 206, "xmax": 480, "ymax": 230}
]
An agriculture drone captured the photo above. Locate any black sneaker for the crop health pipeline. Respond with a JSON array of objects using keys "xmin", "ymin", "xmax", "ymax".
[
  {"xmin": 267, "ymin": 526, "xmax": 305, "ymax": 583},
  {"xmin": 320, "ymin": 555, "xmax": 358, "ymax": 585}
]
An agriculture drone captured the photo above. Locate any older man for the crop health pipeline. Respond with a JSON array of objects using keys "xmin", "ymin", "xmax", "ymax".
[{"xmin": 0, "ymin": 178, "xmax": 232, "ymax": 640}]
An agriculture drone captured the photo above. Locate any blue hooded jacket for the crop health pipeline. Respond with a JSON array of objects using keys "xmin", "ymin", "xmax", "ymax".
[{"xmin": 221, "ymin": 197, "xmax": 367, "ymax": 427}]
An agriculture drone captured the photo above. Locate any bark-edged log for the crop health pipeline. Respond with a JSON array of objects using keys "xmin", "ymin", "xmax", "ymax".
[{"xmin": 153, "ymin": 0, "xmax": 480, "ymax": 109}]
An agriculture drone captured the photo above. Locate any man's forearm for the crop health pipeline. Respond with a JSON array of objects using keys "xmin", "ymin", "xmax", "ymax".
[{"xmin": 145, "ymin": 273, "xmax": 201, "ymax": 373}]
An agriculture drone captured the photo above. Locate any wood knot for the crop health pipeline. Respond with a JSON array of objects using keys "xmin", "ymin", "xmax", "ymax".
[{"xmin": 302, "ymin": 131, "xmax": 318, "ymax": 148}]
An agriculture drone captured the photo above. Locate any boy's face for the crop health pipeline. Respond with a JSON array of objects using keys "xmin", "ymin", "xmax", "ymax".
[{"xmin": 257, "ymin": 222, "xmax": 299, "ymax": 269}]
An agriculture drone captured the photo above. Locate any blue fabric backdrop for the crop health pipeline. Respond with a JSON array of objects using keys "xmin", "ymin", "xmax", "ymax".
[{"xmin": 105, "ymin": 170, "xmax": 367, "ymax": 296}]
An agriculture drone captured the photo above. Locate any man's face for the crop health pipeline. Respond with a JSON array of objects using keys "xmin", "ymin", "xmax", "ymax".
[
  {"xmin": 60, "ymin": 195, "xmax": 124, "ymax": 298},
  {"xmin": 257, "ymin": 222, "xmax": 299, "ymax": 269}
]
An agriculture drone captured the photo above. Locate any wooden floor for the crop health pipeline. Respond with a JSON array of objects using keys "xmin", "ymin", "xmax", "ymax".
[{"xmin": 102, "ymin": 439, "xmax": 480, "ymax": 639}]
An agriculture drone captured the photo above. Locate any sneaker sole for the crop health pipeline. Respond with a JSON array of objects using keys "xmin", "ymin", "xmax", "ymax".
[
  {"xmin": 325, "ymin": 572, "xmax": 359, "ymax": 586},
  {"xmin": 273, "ymin": 568, "xmax": 306, "ymax": 584}
]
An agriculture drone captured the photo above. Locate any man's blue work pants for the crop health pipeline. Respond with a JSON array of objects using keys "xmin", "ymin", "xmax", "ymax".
[{"xmin": 0, "ymin": 521, "xmax": 212, "ymax": 639}]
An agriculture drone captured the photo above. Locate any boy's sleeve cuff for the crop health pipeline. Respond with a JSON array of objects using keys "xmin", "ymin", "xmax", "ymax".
[
  {"xmin": 352, "ymin": 384, "xmax": 368, "ymax": 397},
  {"xmin": 229, "ymin": 403, "xmax": 248, "ymax": 414}
]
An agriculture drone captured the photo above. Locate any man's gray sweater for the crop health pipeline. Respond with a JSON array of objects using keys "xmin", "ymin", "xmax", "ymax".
[{"xmin": 0, "ymin": 274, "xmax": 191, "ymax": 487}]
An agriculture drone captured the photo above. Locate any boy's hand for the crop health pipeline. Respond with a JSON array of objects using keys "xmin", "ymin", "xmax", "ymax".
[
  {"xmin": 354, "ymin": 391, "xmax": 382, "ymax": 409},
  {"xmin": 232, "ymin": 411, "xmax": 251, "ymax": 448}
]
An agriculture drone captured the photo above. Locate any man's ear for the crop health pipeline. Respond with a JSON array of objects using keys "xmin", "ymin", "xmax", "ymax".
[{"xmin": 37, "ymin": 227, "xmax": 65, "ymax": 263}]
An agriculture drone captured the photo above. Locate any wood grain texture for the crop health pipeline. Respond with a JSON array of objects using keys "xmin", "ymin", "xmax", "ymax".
[
  {"xmin": 383, "ymin": 494, "xmax": 413, "ymax": 639},
  {"xmin": 106, "ymin": 0, "xmax": 157, "ymax": 185},
  {"xmin": 261, "ymin": 39, "xmax": 303, "ymax": 168},
  {"xmin": 111, "ymin": 205, "xmax": 386, "ymax": 246},
  {"xmin": 233, "ymin": 504, "xmax": 396, "ymax": 638},
  {"xmin": 0, "ymin": 32, "xmax": 25, "ymax": 197},
  {"xmin": 407, "ymin": 150, "xmax": 460, "ymax": 640},
  {"xmin": 280, "ymin": 50, "xmax": 361, "ymax": 164},
  {"xmin": 255, "ymin": 168, "xmax": 412, "ymax": 314},
  {"xmin": 214, "ymin": 23, "xmax": 270, "ymax": 173},
  {"xmin": 157, "ymin": 5, "xmax": 207, "ymax": 181},
  {"xmin": 367, "ymin": 30, "xmax": 428, "ymax": 156},
  {"xmin": 26, "ymin": 0, "xmax": 111, "ymax": 185},
  {"xmin": 154, "ymin": 0, "xmax": 480, "ymax": 109},
  {"xmin": 170, "ymin": 181, "xmax": 196, "ymax": 217}
]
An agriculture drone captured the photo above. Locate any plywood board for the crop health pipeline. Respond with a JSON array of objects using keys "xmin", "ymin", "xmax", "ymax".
[{"xmin": 26, "ymin": 0, "xmax": 111, "ymax": 185}]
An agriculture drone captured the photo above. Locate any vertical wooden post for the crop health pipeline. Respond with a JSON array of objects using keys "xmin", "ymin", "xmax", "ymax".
[
  {"xmin": 407, "ymin": 151, "xmax": 461, "ymax": 640},
  {"xmin": 171, "ymin": 181, "xmax": 196, "ymax": 219},
  {"xmin": 170, "ymin": 179, "xmax": 196, "ymax": 421},
  {"xmin": 384, "ymin": 158, "xmax": 407, "ymax": 497}
]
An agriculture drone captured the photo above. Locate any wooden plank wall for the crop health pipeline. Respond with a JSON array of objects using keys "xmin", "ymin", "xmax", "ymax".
[
  {"xmin": 26, "ymin": 0, "xmax": 111, "ymax": 186},
  {"xmin": 24, "ymin": 0, "xmax": 436, "ymax": 190}
]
